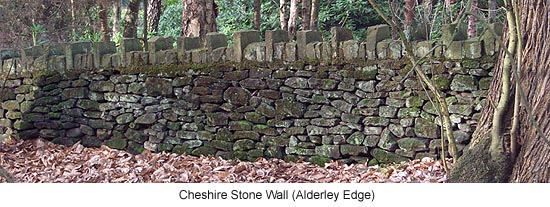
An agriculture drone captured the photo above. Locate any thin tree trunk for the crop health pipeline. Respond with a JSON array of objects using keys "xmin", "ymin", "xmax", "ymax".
[
  {"xmin": 310, "ymin": 0, "xmax": 319, "ymax": 31},
  {"xmin": 404, "ymin": 0, "xmax": 416, "ymax": 37},
  {"xmin": 70, "ymin": 0, "xmax": 77, "ymax": 41},
  {"xmin": 113, "ymin": 0, "xmax": 121, "ymax": 36},
  {"xmin": 124, "ymin": 0, "xmax": 140, "ymax": 38},
  {"xmin": 279, "ymin": 0, "xmax": 288, "ymax": 31},
  {"xmin": 148, "ymin": 0, "xmax": 162, "ymax": 33},
  {"xmin": 254, "ymin": 0, "xmax": 261, "ymax": 30},
  {"xmin": 302, "ymin": 0, "xmax": 311, "ymax": 30},
  {"xmin": 390, "ymin": 0, "xmax": 399, "ymax": 39},
  {"xmin": 143, "ymin": 0, "xmax": 149, "ymax": 51},
  {"xmin": 182, "ymin": 0, "xmax": 217, "ymax": 39},
  {"xmin": 467, "ymin": 0, "xmax": 478, "ymax": 38},
  {"xmin": 288, "ymin": 0, "xmax": 299, "ymax": 38},
  {"xmin": 99, "ymin": 3, "xmax": 110, "ymax": 41}
]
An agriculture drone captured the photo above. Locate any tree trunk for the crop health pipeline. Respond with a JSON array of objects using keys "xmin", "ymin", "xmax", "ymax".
[
  {"xmin": 404, "ymin": 0, "xmax": 416, "ymax": 37},
  {"xmin": 279, "ymin": 0, "xmax": 288, "ymax": 31},
  {"xmin": 124, "ymin": 0, "xmax": 140, "ymax": 38},
  {"xmin": 450, "ymin": 0, "xmax": 550, "ymax": 183},
  {"xmin": 143, "ymin": 0, "xmax": 149, "ymax": 51},
  {"xmin": 309, "ymin": 0, "xmax": 319, "ymax": 31},
  {"xmin": 288, "ymin": 0, "xmax": 299, "ymax": 39},
  {"xmin": 182, "ymin": 0, "xmax": 218, "ymax": 39},
  {"xmin": 302, "ymin": 0, "xmax": 311, "ymax": 30},
  {"xmin": 113, "ymin": 0, "xmax": 121, "ymax": 36},
  {"xmin": 99, "ymin": 3, "xmax": 110, "ymax": 41},
  {"xmin": 467, "ymin": 0, "xmax": 478, "ymax": 38},
  {"xmin": 254, "ymin": 0, "xmax": 261, "ymax": 30},
  {"xmin": 148, "ymin": 0, "xmax": 162, "ymax": 33},
  {"xmin": 488, "ymin": 0, "xmax": 497, "ymax": 22},
  {"xmin": 71, "ymin": 0, "xmax": 77, "ymax": 41}
]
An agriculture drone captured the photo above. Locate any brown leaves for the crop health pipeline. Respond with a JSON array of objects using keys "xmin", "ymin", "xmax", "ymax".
[{"xmin": 0, "ymin": 139, "xmax": 451, "ymax": 183}]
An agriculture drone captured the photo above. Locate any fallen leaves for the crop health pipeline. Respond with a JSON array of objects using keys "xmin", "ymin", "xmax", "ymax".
[{"xmin": 0, "ymin": 139, "xmax": 452, "ymax": 183}]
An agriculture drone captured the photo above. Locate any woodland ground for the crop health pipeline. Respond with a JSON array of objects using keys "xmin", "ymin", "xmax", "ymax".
[{"xmin": 0, "ymin": 139, "xmax": 450, "ymax": 183}]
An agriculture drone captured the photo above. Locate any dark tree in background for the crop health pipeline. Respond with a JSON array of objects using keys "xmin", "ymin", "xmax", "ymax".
[{"xmin": 124, "ymin": 0, "xmax": 140, "ymax": 38}]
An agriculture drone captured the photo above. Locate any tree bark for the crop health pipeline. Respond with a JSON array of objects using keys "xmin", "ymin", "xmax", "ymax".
[
  {"xmin": 99, "ymin": 3, "xmax": 110, "ymax": 41},
  {"xmin": 404, "ymin": 0, "xmax": 416, "ymax": 36},
  {"xmin": 148, "ymin": 0, "xmax": 163, "ymax": 33},
  {"xmin": 310, "ymin": 0, "xmax": 319, "ymax": 31},
  {"xmin": 279, "ymin": 0, "xmax": 288, "ymax": 31},
  {"xmin": 302, "ymin": 0, "xmax": 311, "ymax": 30},
  {"xmin": 113, "ymin": 0, "xmax": 121, "ymax": 36},
  {"xmin": 181, "ymin": 0, "xmax": 218, "ymax": 39},
  {"xmin": 288, "ymin": 0, "xmax": 299, "ymax": 39},
  {"xmin": 254, "ymin": 0, "xmax": 261, "ymax": 30},
  {"xmin": 123, "ymin": 0, "xmax": 140, "ymax": 38},
  {"xmin": 467, "ymin": 0, "xmax": 478, "ymax": 38},
  {"xmin": 450, "ymin": 0, "xmax": 550, "ymax": 183},
  {"xmin": 143, "ymin": 0, "xmax": 149, "ymax": 51}
]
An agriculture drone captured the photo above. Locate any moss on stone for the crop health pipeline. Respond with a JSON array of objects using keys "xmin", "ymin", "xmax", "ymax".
[{"xmin": 309, "ymin": 155, "xmax": 332, "ymax": 166}]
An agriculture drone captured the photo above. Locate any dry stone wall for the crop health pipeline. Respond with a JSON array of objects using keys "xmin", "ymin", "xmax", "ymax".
[{"xmin": 0, "ymin": 24, "xmax": 501, "ymax": 165}]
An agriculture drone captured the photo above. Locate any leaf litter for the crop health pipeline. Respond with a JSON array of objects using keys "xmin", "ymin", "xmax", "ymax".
[{"xmin": 0, "ymin": 139, "xmax": 451, "ymax": 183}]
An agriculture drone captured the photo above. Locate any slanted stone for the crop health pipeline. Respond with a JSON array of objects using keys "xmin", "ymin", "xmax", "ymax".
[
  {"xmin": 148, "ymin": 36, "xmax": 175, "ymax": 52},
  {"xmin": 297, "ymin": 30, "xmax": 322, "ymax": 59},
  {"xmin": 205, "ymin": 32, "xmax": 228, "ymax": 51},
  {"xmin": 233, "ymin": 30, "xmax": 261, "ymax": 62},
  {"xmin": 365, "ymin": 24, "xmax": 391, "ymax": 60},
  {"xmin": 315, "ymin": 145, "xmax": 341, "ymax": 159},
  {"xmin": 397, "ymin": 138, "xmax": 428, "ymax": 151},
  {"xmin": 450, "ymin": 75, "xmax": 477, "ymax": 91},
  {"xmin": 120, "ymin": 38, "xmax": 141, "ymax": 65},
  {"xmin": 414, "ymin": 118, "xmax": 439, "ymax": 138}
]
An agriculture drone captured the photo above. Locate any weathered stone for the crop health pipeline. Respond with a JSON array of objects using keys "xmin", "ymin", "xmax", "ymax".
[
  {"xmin": 145, "ymin": 77, "xmax": 173, "ymax": 96},
  {"xmin": 378, "ymin": 128, "xmax": 398, "ymax": 150},
  {"xmin": 370, "ymin": 148, "xmax": 409, "ymax": 164},
  {"xmin": 414, "ymin": 118, "xmax": 439, "ymax": 138},
  {"xmin": 448, "ymin": 104, "xmax": 473, "ymax": 116},
  {"xmin": 275, "ymin": 99, "xmax": 304, "ymax": 118},
  {"xmin": 223, "ymin": 87, "xmax": 251, "ymax": 106},
  {"xmin": 331, "ymin": 100, "xmax": 352, "ymax": 113},
  {"xmin": 450, "ymin": 75, "xmax": 477, "ymax": 91},
  {"xmin": 365, "ymin": 24, "xmax": 391, "ymax": 59},
  {"xmin": 233, "ymin": 30, "xmax": 261, "ymax": 62},
  {"xmin": 379, "ymin": 106, "xmax": 398, "ymax": 118},
  {"xmin": 89, "ymin": 81, "xmax": 115, "ymax": 92},
  {"xmin": 135, "ymin": 113, "xmax": 156, "ymax": 125},
  {"xmin": 105, "ymin": 138, "xmax": 127, "ymax": 150},
  {"xmin": 116, "ymin": 113, "xmax": 134, "ymax": 124},
  {"xmin": 315, "ymin": 145, "xmax": 340, "ymax": 159},
  {"xmin": 340, "ymin": 145, "xmax": 367, "ymax": 156},
  {"xmin": 306, "ymin": 126, "xmax": 327, "ymax": 136},
  {"xmin": 206, "ymin": 113, "xmax": 228, "ymax": 126},
  {"xmin": 363, "ymin": 117, "xmax": 389, "ymax": 126},
  {"xmin": 234, "ymin": 139, "xmax": 255, "ymax": 151},
  {"xmin": 346, "ymin": 132, "xmax": 365, "ymax": 145},
  {"xmin": 397, "ymin": 138, "xmax": 428, "ymax": 151},
  {"xmin": 297, "ymin": 30, "xmax": 322, "ymax": 59}
]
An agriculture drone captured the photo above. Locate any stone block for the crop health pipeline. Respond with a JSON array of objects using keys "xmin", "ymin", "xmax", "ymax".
[
  {"xmin": 265, "ymin": 30, "xmax": 289, "ymax": 62},
  {"xmin": 205, "ymin": 32, "xmax": 228, "ymax": 51},
  {"xmin": 120, "ymin": 38, "xmax": 142, "ymax": 66},
  {"xmin": 176, "ymin": 36, "xmax": 201, "ymax": 62},
  {"xmin": 330, "ymin": 26, "xmax": 353, "ymax": 43},
  {"xmin": 464, "ymin": 40, "xmax": 482, "ymax": 59},
  {"xmin": 342, "ymin": 40, "xmax": 359, "ymax": 60},
  {"xmin": 297, "ymin": 30, "xmax": 322, "ymax": 59},
  {"xmin": 148, "ymin": 36, "xmax": 175, "ymax": 52},
  {"xmin": 444, "ymin": 41, "xmax": 464, "ymax": 59},
  {"xmin": 92, "ymin": 41, "xmax": 116, "ymax": 69},
  {"xmin": 233, "ymin": 30, "xmax": 261, "ymax": 62},
  {"xmin": 284, "ymin": 42, "xmax": 297, "ymax": 62}
]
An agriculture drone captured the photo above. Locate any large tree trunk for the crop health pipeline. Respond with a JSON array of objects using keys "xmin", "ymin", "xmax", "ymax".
[
  {"xmin": 279, "ymin": 0, "xmax": 288, "ymax": 31},
  {"xmin": 467, "ymin": 0, "xmax": 478, "ymax": 38},
  {"xmin": 254, "ymin": 0, "xmax": 261, "ymax": 30},
  {"xmin": 450, "ymin": 0, "xmax": 550, "ymax": 183},
  {"xmin": 181, "ymin": 0, "xmax": 218, "ymax": 39},
  {"xmin": 123, "ymin": 0, "xmax": 140, "ymax": 38},
  {"xmin": 143, "ymin": 0, "xmax": 149, "ymax": 50},
  {"xmin": 309, "ymin": 0, "xmax": 319, "ymax": 31},
  {"xmin": 288, "ymin": 0, "xmax": 299, "ymax": 39},
  {"xmin": 148, "ymin": 0, "xmax": 163, "ymax": 33},
  {"xmin": 302, "ymin": 0, "xmax": 311, "ymax": 30}
]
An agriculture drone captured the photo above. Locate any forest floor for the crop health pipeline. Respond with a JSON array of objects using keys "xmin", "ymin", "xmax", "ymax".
[{"xmin": 0, "ymin": 139, "xmax": 451, "ymax": 183}]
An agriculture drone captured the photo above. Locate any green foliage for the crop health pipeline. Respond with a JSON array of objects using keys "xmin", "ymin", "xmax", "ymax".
[
  {"xmin": 158, "ymin": 2, "xmax": 182, "ymax": 37},
  {"xmin": 29, "ymin": 23, "xmax": 46, "ymax": 46}
]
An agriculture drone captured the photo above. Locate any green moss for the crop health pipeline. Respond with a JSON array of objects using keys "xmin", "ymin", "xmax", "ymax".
[
  {"xmin": 309, "ymin": 155, "xmax": 332, "ymax": 167},
  {"xmin": 105, "ymin": 138, "xmax": 127, "ymax": 150}
]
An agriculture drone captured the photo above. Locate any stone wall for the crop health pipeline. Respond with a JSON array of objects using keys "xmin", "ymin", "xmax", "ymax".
[{"xmin": 0, "ymin": 24, "xmax": 501, "ymax": 165}]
